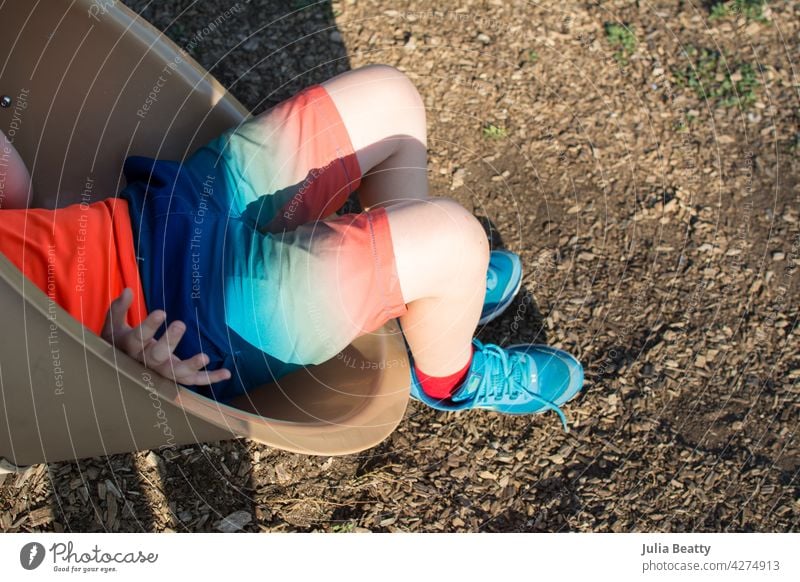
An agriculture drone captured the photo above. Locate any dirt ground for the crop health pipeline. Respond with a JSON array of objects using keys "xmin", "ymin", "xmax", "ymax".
[{"xmin": 1, "ymin": 0, "xmax": 798, "ymax": 532}]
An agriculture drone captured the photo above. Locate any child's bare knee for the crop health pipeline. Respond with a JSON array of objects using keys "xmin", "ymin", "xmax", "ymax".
[
  {"xmin": 387, "ymin": 198, "xmax": 488, "ymax": 300},
  {"xmin": 357, "ymin": 64, "xmax": 420, "ymax": 97},
  {"xmin": 355, "ymin": 64, "xmax": 426, "ymax": 142},
  {"xmin": 423, "ymin": 198, "xmax": 489, "ymax": 268}
]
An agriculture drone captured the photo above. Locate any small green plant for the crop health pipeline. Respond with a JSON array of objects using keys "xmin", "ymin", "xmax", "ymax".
[
  {"xmin": 527, "ymin": 50, "xmax": 539, "ymax": 63},
  {"xmin": 604, "ymin": 22, "xmax": 636, "ymax": 65},
  {"xmin": 674, "ymin": 113, "xmax": 698, "ymax": 133},
  {"xmin": 708, "ymin": 0, "xmax": 768, "ymax": 22},
  {"xmin": 672, "ymin": 46, "xmax": 759, "ymax": 108},
  {"xmin": 483, "ymin": 123, "xmax": 507, "ymax": 139},
  {"xmin": 330, "ymin": 521, "xmax": 356, "ymax": 533}
]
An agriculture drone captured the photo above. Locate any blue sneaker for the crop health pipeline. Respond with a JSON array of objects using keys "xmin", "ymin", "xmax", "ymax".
[
  {"xmin": 480, "ymin": 250, "xmax": 523, "ymax": 325},
  {"xmin": 410, "ymin": 339, "xmax": 584, "ymax": 431}
]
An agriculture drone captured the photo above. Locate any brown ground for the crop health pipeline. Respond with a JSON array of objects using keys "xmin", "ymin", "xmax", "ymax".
[{"xmin": 1, "ymin": 0, "xmax": 798, "ymax": 532}]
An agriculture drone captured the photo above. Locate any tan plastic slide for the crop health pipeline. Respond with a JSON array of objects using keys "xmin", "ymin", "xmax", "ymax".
[{"xmin": 0, "ymin": 0, "xmax": 409, "ymax": 472}]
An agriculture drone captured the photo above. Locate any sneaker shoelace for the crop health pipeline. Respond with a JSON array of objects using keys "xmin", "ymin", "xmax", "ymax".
[{"xmin": 475, "ymin": 341, "xmax": 569, "ymax": 431}]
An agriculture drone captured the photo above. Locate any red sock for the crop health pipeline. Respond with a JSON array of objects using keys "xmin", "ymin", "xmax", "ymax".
[{"xmin": 414, "ymin": 348, "xmax": 474, "ymax": 399}]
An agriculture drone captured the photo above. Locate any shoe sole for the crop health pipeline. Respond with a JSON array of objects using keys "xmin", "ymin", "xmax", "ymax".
[{"xmin": 479, "ymin": 252, "xmax": 523, "ymax": 325}]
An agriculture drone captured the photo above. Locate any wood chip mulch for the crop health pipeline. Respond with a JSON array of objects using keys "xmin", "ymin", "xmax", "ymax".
[{"xmin": 2, "ymin": 0, "xmax": 798, "ymax": 532}]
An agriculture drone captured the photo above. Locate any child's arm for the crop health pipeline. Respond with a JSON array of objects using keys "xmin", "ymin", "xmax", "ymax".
[
  {"xmin": 0, "ymin": 129, "xmax": 33, "ymax": 209},
  {"xmin": 102, "ymin": 288, "xmax": 231, "ymax": 386}
]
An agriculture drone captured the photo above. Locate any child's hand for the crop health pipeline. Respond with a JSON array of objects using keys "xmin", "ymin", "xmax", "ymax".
[{"xmin": 101, "ymin": 288, "xmax": 232, "ymax": 386}]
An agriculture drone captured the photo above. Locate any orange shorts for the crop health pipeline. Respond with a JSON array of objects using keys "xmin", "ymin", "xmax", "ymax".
[{"xmin": 0, "ymin": 198, "xmax": 147, "ymax": 335}]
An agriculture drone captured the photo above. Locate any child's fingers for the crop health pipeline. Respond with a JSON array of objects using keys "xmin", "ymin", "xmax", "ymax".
[
  {"xmin": 101, "ymin": 288, "xmax": 134, "ymax": 340},
  {"xmin": 178, "ymin": 367, "xmax": 232, "ymax": 387},
  {"xmin": 108, "ymin": 288, "xmax": 133, "ymax": 326},
  {"xmin": 124, "ymin": 310, "xmax": 167, "ymax": 356},
  {"xmin": 184, "ymin": 352, "xmax": 211, "ymax": 369},
  {"xmin": 144, "ymin": 320, "xmax": 185, "ymax": 367},
  {"xmin": 174, "ymin": 353, "xmax": 231, "ymax": 386}
]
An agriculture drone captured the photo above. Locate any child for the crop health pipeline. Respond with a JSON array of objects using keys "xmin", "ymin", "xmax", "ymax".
[{"xmin": 0, "ymin": 65, "xmax": 583, "ymax": 429}]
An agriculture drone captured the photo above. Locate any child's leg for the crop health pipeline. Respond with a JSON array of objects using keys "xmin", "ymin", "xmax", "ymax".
[
  {"xmin": 227, "ymin": 198, "xmax": 486, "ymax": 381},
  {"xmin": 384, "ymin": 199, "xmax": 488, "ymax": 377},
  {"xmin": 192, "ymin": 64, "xmax": 427, "ymax": 234},
  {"xmin": 320, "ymin": 64, "xmax": 428, "ymax": 209},
  {"xmin": 321, "ymin": 66, "xmax": 484, "ymax": 377}
]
